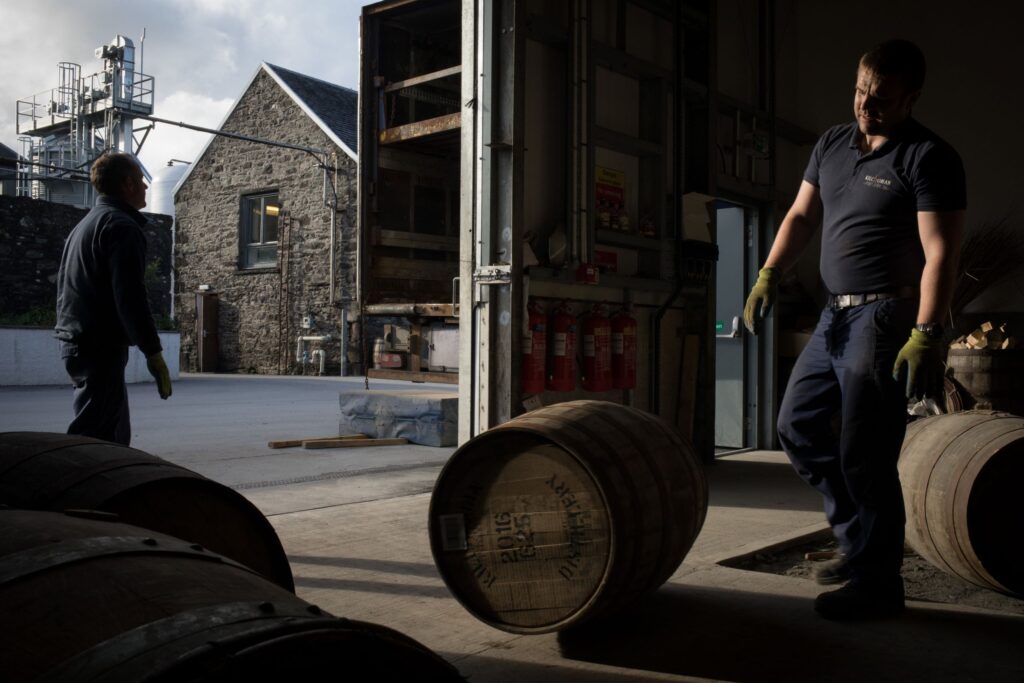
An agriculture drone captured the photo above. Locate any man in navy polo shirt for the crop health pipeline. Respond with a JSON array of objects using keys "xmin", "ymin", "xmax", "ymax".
[{"xmin": 743, "ymin": 40, "xmax": 965, "ymax": 619}]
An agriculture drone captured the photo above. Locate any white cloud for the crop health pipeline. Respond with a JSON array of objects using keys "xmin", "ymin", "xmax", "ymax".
[
  {"xmin": 0, "ymin": 0, "xmax": 363, "ymax": 167},
  {"xmin": 137, "ymin": 90, "xmax": 235, "ymax": 173}
]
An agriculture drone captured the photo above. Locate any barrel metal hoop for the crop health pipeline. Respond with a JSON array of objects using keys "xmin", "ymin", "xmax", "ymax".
[
  {"xmin": 0, "ymin": 535, "xmax": 255, "ymax": 587},
  {"xmin": 0, "ymin": 434, "xmax": 122, "ymax": 481},
  {"xmin": 37, "ymin": 601, "xmax": 338, "ymax": 683},
  {"xmin": 34, "ymin": 458, "xmax": 190, "ymax": 509}
]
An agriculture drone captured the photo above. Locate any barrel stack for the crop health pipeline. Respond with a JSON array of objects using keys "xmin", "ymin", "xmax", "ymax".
[{"xmin": 0, "ymin": 433, "xmax": 463, "ymax": 682}]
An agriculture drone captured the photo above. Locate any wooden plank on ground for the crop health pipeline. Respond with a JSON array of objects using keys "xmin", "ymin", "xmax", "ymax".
[
  {"xmin": 268, "ymin": 435, "xmax": 369, "ymax": 449},
  {"xmin": 303, "ymin": 438, "xmax": 409, "ymax": 449}
]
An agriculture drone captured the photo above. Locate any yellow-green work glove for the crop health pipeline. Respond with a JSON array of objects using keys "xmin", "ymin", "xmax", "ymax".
[
  {"xmin": 892, "ymin": 329, "xmax": 944, "ymax": 400},
  {"xmin": 743, "ymin": 266, "xmax": 780, "ymax": 335},
  {"xmin": 146, "ymin": 352, "xmax": 173, "ymax": 400}
]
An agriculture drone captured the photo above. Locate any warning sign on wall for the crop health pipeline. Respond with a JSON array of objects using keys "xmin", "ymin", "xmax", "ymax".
[{"xmin": 595, "ymin": 166, "xmax": 628, "ymax": 232}]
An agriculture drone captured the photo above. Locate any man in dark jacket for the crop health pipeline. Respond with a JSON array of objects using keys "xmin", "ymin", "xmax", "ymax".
[{"xmin": 55, "ymin": 152, "xmax": 172, "ymax": 445}]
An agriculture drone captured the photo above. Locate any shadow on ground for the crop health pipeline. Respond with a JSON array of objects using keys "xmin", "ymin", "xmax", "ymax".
[
  {"xmin": 556, "ymin": 583, "xmax": 1024, "ymax": 682},
  {"xmin": 706, "ymin": 457, "xmax": 823, "ymax": 513}
]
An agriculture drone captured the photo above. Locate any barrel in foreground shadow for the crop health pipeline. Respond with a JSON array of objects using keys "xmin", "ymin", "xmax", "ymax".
[
  {"xmin": 0, "ymin": 510, "xmax": 463, "ymax": 683},
  {"xmin": 429, "ymin": 400, "xmax": 708, "ymax": 633},
  {"xmin": 900, "ymin": 410, "xmax": 1024, "ymax": 596},
  {"xmin": 0, "ymin": 431, "xmax": 294, "ymax": 591}
]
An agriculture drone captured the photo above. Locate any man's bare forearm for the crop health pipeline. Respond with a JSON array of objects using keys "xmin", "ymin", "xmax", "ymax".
[
  {"xmin": 764, "ymin": 213, "xmax": 818, "ymax": 273},
  {"xmin": 917, "ymin": 256, "xmax": 958, "ymax": 326},
  {"xmin": 916, "ymin": 210, "xmax": 965, "ymax": 327}
]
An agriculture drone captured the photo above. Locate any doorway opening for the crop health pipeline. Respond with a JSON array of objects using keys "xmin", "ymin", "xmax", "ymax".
[{"xmin": 714, "ymin": 200, "xmax": 761, "ymax": 454}]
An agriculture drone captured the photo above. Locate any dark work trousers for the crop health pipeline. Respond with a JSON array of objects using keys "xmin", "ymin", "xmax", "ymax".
[
  {"xmin": 777, "ymin": 297, "xmax": 917, "ymax": 585},
  {"xmin": 63, "ymin": 343, "xmax": 132, "ymax": 446}
]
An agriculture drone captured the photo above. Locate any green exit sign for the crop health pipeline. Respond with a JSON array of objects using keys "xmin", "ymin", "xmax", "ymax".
[{"xmin": 715, "ymin": 320, "xmax": 725, "ymax": 332}]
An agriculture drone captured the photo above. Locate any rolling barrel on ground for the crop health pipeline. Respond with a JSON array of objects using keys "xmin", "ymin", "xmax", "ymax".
[
  {"xmin": 899, "ymin": 410, "xmax": 1024, "ymax": 596},
  {"xmin": 0, "ymin": 432, "xmax": 294, "ymax": 591},
  {"xmin": 429, "ymin": 400, "xmax": 708, "ymax": 634},
  {"xmin": 0, "ymin": 510, "xmax": 462, "ymax": 682}
]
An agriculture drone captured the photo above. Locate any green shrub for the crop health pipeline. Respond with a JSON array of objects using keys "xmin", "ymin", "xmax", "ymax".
[{"xmin": 0, "ymin": 304, "xmax": 56, "ymax": 328}]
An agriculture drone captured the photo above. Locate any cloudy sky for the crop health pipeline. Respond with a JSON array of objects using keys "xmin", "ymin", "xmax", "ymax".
[{"xmin": 0, "ymin": 0, "xmax": 364, "ymax": 177}]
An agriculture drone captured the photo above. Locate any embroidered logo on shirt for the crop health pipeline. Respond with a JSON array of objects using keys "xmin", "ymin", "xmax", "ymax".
[{"xmin": 863, "ymin": 174, "xmax": 893, "ymax": 191}]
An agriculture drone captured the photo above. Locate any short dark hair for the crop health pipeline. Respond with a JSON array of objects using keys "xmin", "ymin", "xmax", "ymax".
[
  {"xmin": 860, "ymin": 40, "xmax": 927, "ymax": 93},
  {"xmin": 90, "ymin": 152, "xmax": 139, "ymax": 196}
]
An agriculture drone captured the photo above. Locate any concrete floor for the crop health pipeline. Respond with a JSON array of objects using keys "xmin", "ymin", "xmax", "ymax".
[{"xmin": 2, "ymin": 375, "xmax": 1023, "ymax": 682}]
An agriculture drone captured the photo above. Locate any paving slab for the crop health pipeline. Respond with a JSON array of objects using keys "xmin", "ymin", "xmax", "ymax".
[
  {"xmin": 0, "ymin": 373, "xmax": 456, "ymax": 501},
  {"xmin": 266, "ymin": 451, "xmax": 1024, "ymax": 683}
]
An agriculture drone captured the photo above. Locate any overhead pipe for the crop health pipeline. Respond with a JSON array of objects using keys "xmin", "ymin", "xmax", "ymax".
[{"xmin": 134, "ymin": 114, "xmax": 327, "ymax": 162}]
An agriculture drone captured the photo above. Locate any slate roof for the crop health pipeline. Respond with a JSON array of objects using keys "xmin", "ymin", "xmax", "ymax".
[
  {"xmin": 264, "ymin": 63, "xmax": 358, "ymax": 154},
  {"xmin": 174, "ymin": 63, "xmax": 358, "ymax": 196}
]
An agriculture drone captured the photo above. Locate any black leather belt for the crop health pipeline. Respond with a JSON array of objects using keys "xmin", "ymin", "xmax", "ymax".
[{"xmin": 828, "ymin": 286, "xmax": 918, "ymax": 310}]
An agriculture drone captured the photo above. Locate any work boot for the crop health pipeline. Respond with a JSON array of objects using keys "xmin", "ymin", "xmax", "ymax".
[
  {"xmin": 812, "ymin": 555, "xmax": 852, "ymax": 585},
  {"xmin": 814, "ymin": 578, "xmax": 905, "ymax": 621}
]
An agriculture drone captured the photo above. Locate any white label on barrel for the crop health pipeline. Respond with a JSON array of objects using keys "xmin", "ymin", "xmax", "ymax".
[{"xmin": 439, "ymin": 514, "xmax": 467, "ymax": 551}]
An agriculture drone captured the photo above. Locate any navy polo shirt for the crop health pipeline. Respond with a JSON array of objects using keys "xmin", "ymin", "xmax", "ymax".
[{"xmin": 804, "ymin": 118, "xmax": 966, "ymax": 294}]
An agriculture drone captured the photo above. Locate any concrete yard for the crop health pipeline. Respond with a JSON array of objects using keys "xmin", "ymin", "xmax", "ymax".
[{"xmin": 2, "ymin": 375, "xmax": 1022, "ymax": 682}]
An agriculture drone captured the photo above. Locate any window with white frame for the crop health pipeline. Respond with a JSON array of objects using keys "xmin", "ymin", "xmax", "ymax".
[{"xmin": 240, "ymin": 192, "xmax": 280, "ymax": 268}]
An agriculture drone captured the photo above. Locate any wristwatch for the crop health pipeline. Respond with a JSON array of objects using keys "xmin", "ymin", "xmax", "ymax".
[{"xmin": 915, "ymin": 322, "xmax": 944, "ymax": 339}]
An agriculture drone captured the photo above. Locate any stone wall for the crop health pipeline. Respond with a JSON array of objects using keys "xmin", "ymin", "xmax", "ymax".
[
  {"xmin": 174, "ymin": 69, "xmax": 359, "ymax": 376},
  {"xmin": 0, "ymin": 195, "xmax": 173, "ymax": 323}
]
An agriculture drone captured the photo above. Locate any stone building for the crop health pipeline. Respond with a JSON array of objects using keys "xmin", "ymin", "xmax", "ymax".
[{"xmin": 174, "ymin": 63, "xmax": 358, "ymax": 376}]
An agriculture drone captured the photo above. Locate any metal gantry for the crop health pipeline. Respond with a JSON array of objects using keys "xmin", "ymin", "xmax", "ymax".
[{"xmin": 15, "ymin": 35, "xmax": 155, "ymax": 206}]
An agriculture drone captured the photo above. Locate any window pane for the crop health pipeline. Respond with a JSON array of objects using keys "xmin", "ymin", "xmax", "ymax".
[
  {"xmin": 264, "ymin": 212, "xmax": 278, "ymax": 243},
  {"xmin": 240, "ymin": 192, "xmax": 279, "ymax": 268},
  {"xmin": 256, "ymin": 244, "xmax": 277, "ymax": 265},
  {"xmin": 248, "ymin": 201, "xmax": 262, "ymax": 244}
]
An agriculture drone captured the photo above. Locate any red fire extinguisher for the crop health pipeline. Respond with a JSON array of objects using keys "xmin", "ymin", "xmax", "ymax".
[
  {"xmin": 521, "ymin": 298, "xmax": 547, "ymax": 394},
  {"xmin": 611, "ymin": 304, "xmax": 638, "ymax": 389},
  {"xmin": 582, "ymin": 303, "xmax": 613, "ymax": 392},
  {"xmin": 547, "ymin": 301, "xmax": 577, "ymax": 392}
]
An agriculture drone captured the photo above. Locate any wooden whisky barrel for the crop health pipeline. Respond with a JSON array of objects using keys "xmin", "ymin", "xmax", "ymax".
[
  {"xmin": 429, "ymin": 400, "xmax": 708, "ymax": 633},
  {"xmin": 899, "ymin": 411, "xmax": 1024, "ymax": 596},
  {"xmin": 0, "ymin": 431, "xmax": 294, "ymax": 591},
  {"xmin": 947, "ymin": 348, "xmax": 1024, "ymax": 415},
  {"xmin": 0, "ymin": 510, "xmax": 462, "ymax": 683}
]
